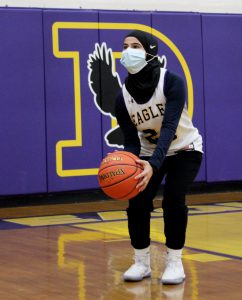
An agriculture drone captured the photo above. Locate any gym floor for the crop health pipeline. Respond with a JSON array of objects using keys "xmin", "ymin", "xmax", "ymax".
[{"xmin": 0, "ymin": 191, "xmax": 241, "ymax": 300}]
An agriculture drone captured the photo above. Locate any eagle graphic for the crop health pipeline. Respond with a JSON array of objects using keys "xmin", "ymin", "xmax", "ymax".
[
  {"xmin": 87, "ymin": 43, "xmax": 124, "ymax": 148},
  {"xmin": 87, "ymin": 42, "xmax": 167, "ymax": 148}
]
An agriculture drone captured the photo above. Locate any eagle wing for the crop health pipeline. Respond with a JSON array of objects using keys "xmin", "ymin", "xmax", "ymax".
[{"xmin": 88, "ymin": 43, "xmax": 122, "ymax": 118}]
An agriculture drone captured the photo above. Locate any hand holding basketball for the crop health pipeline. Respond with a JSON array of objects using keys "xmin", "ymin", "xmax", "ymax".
[
  {"xmin": 98, "ymin": 151, "xmax": 143, "ymax": 201},
  {"xmin": 135, "ymin": 159, "xmax": 153, "ymax": 192}
]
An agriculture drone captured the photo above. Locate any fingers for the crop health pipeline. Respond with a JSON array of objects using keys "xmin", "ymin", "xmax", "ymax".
[
  {"xmin": 136, "ymin": 175, "xmax": 149, "ymax": 192},
  {"xmin": 135, "ymin": 159, "xmax": 153, "ymax": 192},
  {"xmin": 135, "ymin": 160, "xmax": 148, "ymax": 179}
]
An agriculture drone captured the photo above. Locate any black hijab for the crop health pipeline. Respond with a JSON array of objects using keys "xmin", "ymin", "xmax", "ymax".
[{"xmin": 123, "ymin": 30, "xmax": 161, "ymax": 104}]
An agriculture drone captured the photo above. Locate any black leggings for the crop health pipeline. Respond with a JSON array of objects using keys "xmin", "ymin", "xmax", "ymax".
[{"xmin": 127, "ymin": 151, "xmax": 203, "ymax": 250}]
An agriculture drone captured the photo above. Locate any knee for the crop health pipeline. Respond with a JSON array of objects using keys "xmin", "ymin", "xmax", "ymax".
[
  {"xmin": 126, "ymin": 206, "xmax": 150, "ymax": 218},
  {"xmin": 162, "ymin": 188, "xmax": 186, "ymax": 209},
  {"xmin": 128, "ymin": 195, "xmax": 154, "ymax": 212},
  {"xmin": 162, "ymin": 196, "xmax": 188, "ymax": 213}
]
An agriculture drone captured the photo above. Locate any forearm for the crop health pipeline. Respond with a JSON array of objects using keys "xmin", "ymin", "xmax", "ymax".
[{"xmin": 149, "ymin": 71, "xmax": 185, "ymax": 171}]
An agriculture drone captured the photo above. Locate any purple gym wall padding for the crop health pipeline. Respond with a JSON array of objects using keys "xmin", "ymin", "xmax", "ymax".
[
  {"xmin": 202, "ymin": 14, "xmax": 242, "ymax": 181},
  {"xmin": 1, "ymin": 8, "xmax": 242, "ymax": 196},
  {"xmin": 43, "ymin": 10, "xmax": 102, "ymax": 192},
  {"xmin": 0, "ymin": 9, "xmax": 47, "ymax": 195}
]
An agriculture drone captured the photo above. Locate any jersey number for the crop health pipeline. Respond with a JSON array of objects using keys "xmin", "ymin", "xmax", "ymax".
[
  {"xmin": 143, "ymin": 129, "xmax": 158, "ymax": 144},
  {"xmin": 143, "ymin": 129, "xmax": 177, "ymax": 144}
]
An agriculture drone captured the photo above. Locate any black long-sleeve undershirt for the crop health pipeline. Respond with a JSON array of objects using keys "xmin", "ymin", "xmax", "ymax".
[{"xmin": 115, "ymin": 70, "xmax": 185, "ymax": 172}]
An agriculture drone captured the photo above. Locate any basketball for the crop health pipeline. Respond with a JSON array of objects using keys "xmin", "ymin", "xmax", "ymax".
[{"xmin": 98, "ymin": 151, "xmax": 143, "ymax": 201}]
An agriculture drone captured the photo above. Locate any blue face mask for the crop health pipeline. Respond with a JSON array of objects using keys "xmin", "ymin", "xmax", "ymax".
[{"xmin": 120, "ymin": 48, "xmax": 147, "ymax": 74}]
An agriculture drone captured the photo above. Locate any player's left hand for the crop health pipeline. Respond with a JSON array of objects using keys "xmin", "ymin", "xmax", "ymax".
[{"xmin": 135, "ymin": 160, "xmax": 153, "ymax": 192}]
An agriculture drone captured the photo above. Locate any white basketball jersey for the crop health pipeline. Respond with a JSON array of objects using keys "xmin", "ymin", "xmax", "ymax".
[{"xmin": 122, "ymin": 68, "xmax": 203, "ymax": 156}]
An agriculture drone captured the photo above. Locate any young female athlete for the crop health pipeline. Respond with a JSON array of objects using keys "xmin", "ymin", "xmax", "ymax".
[{"xmin": 115, "ymin": 30, "xmax": 203, "ymax": 284}]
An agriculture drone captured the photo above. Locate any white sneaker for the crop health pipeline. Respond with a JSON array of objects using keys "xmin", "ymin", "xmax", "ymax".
[
  {"xmin": 161, "ymin": 248, "xmax": 186, "ymax": 285},
  {"xmin": 123, "ymin": 247, "xmax": 151, "ymax": 281}
]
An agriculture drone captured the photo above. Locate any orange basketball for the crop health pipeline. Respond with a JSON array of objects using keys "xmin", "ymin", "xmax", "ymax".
[{"xmin": 98, "ymin": 151, "xmax": 143, "ymax": 201}]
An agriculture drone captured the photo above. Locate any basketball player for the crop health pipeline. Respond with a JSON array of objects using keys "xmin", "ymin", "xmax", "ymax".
[{"xmin": 115, "ymin": 30, "xmax": 203, "ymax": 284}]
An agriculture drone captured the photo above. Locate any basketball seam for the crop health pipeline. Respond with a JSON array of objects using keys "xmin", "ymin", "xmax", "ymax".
[
  {"xmin": 99, "ymin": 151, "xmax": 140, "ymax": 172},
  {"xmin": 102, "ymin": 168, "xmax": 141, "ymax": 199},
  {"xmin": 99, "ymin": 163, "xmax": 142, "ymax": 172},
  {"xmin": 119, "ymin": 179, "xmax": 140, "ymax": 200},
  {"xmin": 100, "ymin": 166, "xmax": 140, "ymax": 188}
]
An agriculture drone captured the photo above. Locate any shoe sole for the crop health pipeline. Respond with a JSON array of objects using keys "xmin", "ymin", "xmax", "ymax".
[{"xmin": 123, "ymin": 272, "xmax": 151, "ymax": 282}]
